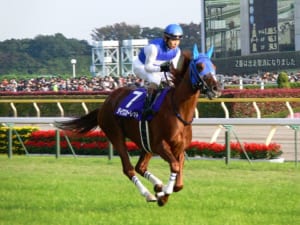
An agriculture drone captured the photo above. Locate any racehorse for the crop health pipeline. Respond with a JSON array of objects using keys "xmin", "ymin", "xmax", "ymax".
[{"xmin": 55, "ymin": 45, "xmax": 221, "ymax": 206}]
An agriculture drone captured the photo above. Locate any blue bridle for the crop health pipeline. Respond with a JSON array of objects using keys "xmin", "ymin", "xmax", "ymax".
[
  {"xmin": 190, "ymin": 55, "xmax": 215, "ymax": 85},
  {"xmin": 172, "ymin": 44, "xmax": 217, "ymax": 126},
  {"xmin": 189, "ymin": 45, "xmax": 216, "ymax": 97}
]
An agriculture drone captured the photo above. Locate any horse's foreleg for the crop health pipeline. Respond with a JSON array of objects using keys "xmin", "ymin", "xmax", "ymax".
[
  {"xmin": 162, "ymin": 172, "xmax": 177, "ymax": 194},
  {"xmin": 155, "ymin": 148, "xmax": 180, "ymax": 206},
  {"xmin": 156, "ymin": 172, "xmax": 177, "ymax": 207},
  {"xmin": 156, "ymin": 152, "xmax": 185, "ymax": 206},
  {"xmin": 158, "ymin": 152, "xmax": 185, "ymax": 195},
  {"xmin": 174, "ymin": 152, "xmax": 185, "ymax": 192}
]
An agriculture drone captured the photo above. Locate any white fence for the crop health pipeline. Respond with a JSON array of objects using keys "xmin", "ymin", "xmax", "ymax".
[
  {"xmin": 2, "ymin": 97, "xmax": 300, "ymax": 118},
  {"xmin": 1, "ymin": 117, "xmax": 299, "ymax": 166}
]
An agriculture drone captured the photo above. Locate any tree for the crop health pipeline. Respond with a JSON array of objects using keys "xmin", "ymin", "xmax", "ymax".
[
  {"xmin": 91, "ymin": 22, "xmax": 142, "ymax": 41},
  {"xmin": 91, "ymin": 22, "xmax": 201, "ymax": 50},
  {"xmin": 0, "ymin": 23, "xmax": 202, "ymax": 76},
  {"xmin": 0, "ymin": 33, "xmax": 91, "ymax": 76},
  {"xmin": 180, "ymin": 23, "xmax": 201, "ymax": 50},
  {"xmin": 277, "ymin": 71, "xmax": 290, "ymax": 88},
  {"xmin": 140, "ymin": 27, "xmax": 163, "ymax": 39}
]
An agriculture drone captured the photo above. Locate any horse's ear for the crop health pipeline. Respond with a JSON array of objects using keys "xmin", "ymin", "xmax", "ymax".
[
  {"xmin": 206, "ymin": 45, "xmax": 214, "ymax": 59},
  {"xmin": 192, "ymin": 44, "xmax": 199, "ymax": 60}
]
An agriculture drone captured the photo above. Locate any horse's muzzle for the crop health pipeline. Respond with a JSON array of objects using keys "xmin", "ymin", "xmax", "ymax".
[{"xmin": 205, "ymin": 89, "xmax": 221, "ymax": 100}]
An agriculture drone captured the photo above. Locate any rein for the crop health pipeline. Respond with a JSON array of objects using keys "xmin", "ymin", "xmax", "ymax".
[
  {"xmin": 163, "ymin": 71, "xmax": 172, "ymax": 87},
  {"xmin": 165, "ymin": 52, "xmax": 216, "ymax": 126},
  {"xmin": 171, "ymin": 91, "xmax": 193, "ymax": 126},
  {"xmin": 171, "ymin": 55, "xmax": 217, "ymax": 126},
  {"xmin": 163, "ymin": 71, "xmax": 192, "ymax": 126}
]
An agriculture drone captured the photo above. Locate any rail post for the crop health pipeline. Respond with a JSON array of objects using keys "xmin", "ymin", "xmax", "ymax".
[
  {"xmin": 224, "ymin": 125, "xmax": 232, "ymax": 165},
  {"xmin": 108, "ymin": 142, "xmax": 113, "ymax": 160},
  {"xmin": 55, "ymin": 129, "xmax": 61, "ymax": 158},
  {"xmin": 290, "ymin": 125, "xmax": 299, "ymax": 168},
  {"xmin": 7, "ymin": 123, "xmax": 13, "ymax": 159},
  {"xmin": 295, "ymin": 127, "xmax": 298, "ymax": 168}
]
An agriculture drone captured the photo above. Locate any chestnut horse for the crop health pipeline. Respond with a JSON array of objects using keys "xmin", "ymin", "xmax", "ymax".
[{"xmin": 55, "ymin": 45, "xmax": 221, "ymax": 206}]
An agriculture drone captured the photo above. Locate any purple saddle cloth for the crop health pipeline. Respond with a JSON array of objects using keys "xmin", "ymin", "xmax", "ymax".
[{"xmin": 114, "ymin": 87, "xmax": 170, "ymax": 121}]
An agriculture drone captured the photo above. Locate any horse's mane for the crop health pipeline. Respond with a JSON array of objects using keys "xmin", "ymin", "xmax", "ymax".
[{"xmin": 170, "ymin": 50, "xmax": 192, "ymax": 87}]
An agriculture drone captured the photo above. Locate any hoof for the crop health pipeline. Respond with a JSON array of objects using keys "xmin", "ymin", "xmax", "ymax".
[
  {"xmin": 145, "ymin": 193, "xmax": 157, "ymax": 202},
  {"xmin": 157, "ymin": 194, "xmax": 169, "ymax": 207},
  {"xmin": 174, "ymin": 185, "xmax": 183, "ymax": 192},
  {"xmin": 154, "ymin": 184, "xmax": 163, "ymax": 193}
]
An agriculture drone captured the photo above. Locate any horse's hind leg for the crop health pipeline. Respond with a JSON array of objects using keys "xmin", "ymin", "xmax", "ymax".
[
  {"xmin": 99, "ymin": 107, "xmax": 156, "ymax": 202},
  {"xmin": 135, "ymin": 152, "xmax": 163, "ymax": 193},
  {"xmin": 107, "ymin": 133, "xmax": 156, "ymax": 202}
]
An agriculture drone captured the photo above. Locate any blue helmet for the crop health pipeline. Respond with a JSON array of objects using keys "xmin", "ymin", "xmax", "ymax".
[{"xmin": 164, "ymin": 24, "xmax": 183, "ymax": 40}]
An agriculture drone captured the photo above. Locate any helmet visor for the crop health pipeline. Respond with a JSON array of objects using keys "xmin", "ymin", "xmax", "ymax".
[{"xmin": 164, "ymin": 33, "xmax": 183, "ymax": 40}]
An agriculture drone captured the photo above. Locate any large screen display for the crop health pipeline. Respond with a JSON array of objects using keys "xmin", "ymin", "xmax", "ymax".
[{"xmin": 249, "ymin": 0, "xmax": 278, "ymax": 53}]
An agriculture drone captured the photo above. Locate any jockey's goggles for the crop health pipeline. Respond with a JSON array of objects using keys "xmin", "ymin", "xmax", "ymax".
[{"xmin": 164, "ymin": 33, "xmax": 183, "ymax": 40}]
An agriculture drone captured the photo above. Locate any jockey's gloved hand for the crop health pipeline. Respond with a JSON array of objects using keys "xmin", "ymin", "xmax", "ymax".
[{"xmin": 160, "ymin": 62, "xmax": 170, "ymax": 72}]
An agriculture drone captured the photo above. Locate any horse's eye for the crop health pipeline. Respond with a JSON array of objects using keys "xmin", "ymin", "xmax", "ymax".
[{"xmin": 196, "ymin": 63, "xmax": 204, "ymax": 72}]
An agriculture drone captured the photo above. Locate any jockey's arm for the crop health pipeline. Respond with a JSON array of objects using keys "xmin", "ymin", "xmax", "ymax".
[{"xmin": 144, "ymin": 45, "xmax": 161, "ymax": 73}]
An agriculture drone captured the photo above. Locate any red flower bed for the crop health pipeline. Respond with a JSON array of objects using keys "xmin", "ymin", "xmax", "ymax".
[
  {"xmin": 222, "ymin": 89, "xmax": 300, "ymax": 117},
  {"xmin": 25, "ymin": 130, "xmax": 109, "ymax": 155},
  {"xmin": 24, "ymin": 130, "xmax": 282, "ymax": 159}
]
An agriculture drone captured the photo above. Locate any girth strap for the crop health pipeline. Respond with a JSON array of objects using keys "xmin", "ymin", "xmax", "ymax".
[{"xmin": 139, "ymin": 121, "xmax": 152, "ymax": 153}]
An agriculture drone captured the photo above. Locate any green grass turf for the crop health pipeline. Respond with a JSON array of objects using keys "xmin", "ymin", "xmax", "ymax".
[{"xmin": 0, "ymin": 155, "xmax": 299, "ymax": 225}]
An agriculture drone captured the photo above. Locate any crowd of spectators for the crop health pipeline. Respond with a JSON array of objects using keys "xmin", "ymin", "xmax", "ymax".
[
  {"xmin": 1, "ymin": 71, "xmax": 300, "ymax": 92},
  {"xmin": 221, "ymin": 71, "xmax": 300, "ymax": 85},
  {"xmin": 0, "ymin": 74, "xmax": 144, "ymax": 92}
]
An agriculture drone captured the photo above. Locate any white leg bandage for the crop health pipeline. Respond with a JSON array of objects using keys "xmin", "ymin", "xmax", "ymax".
[
  {"xmin": 162, "ymin": 173, "xmax": 177, "ymax": 195},
  {"xmin": 132, "ymin": 175, "xmax": 157, "ymax": 202},
  {"xmin": 144, "ymin": 171, "xmax": 163, "ymax": 186},
  {"xmin": 132, "ymin": 176, "xmax": 150, "ymax": 196}
]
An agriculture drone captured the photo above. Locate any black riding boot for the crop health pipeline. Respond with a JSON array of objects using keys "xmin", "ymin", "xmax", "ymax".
[{"xmin": 143, "ymin": 93, "xmax": 155, "ymax": 118}]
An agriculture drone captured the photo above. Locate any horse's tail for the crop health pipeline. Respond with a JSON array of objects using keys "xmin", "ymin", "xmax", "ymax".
[{"xmin": 55, "ymin": 108, "xmax": 100, "ymax": 134}]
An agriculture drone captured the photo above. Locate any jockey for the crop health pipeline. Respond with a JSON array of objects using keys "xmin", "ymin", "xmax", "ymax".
[{"xmin": 133, "ymin": 23, "xmax": 183, "ymax": 93}]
